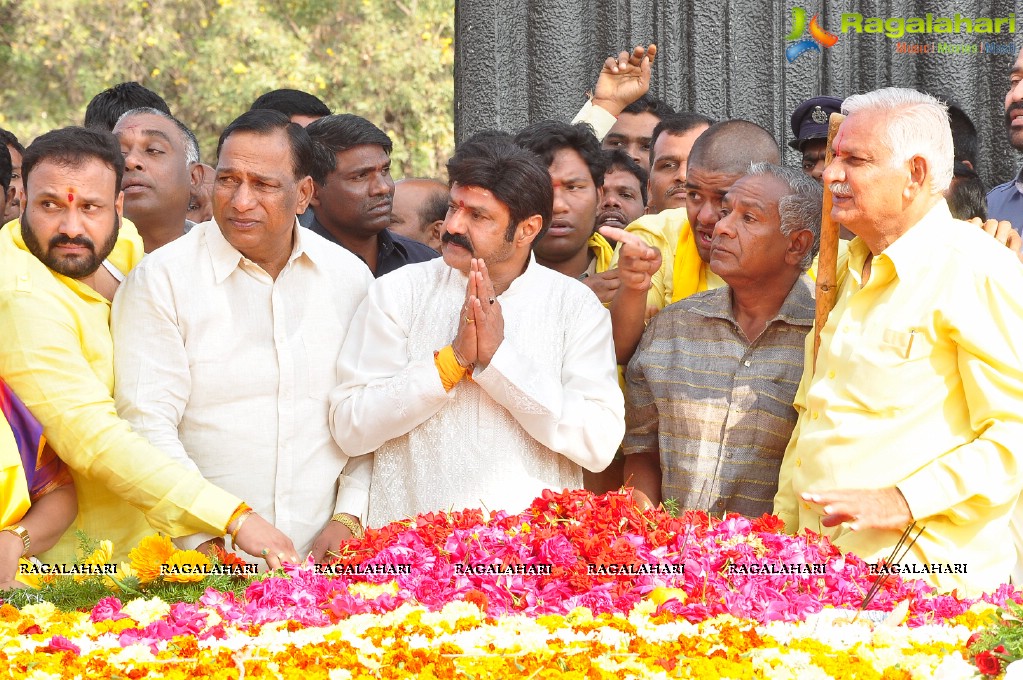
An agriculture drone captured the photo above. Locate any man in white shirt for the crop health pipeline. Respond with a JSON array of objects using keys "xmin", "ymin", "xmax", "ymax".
[
  {"xmin": 112, "ymin": 109, "xmax": 373, "ymax": 562},
  {"xmin": 330, "ymin": 135, "xmax": 624, "ymax": 528}
]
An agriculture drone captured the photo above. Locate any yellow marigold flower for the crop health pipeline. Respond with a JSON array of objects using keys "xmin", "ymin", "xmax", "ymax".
[
  {"xmin": 162, "ymin": 550, "xmax": 212, "ymax": 583},
  {"xmin": 129, "ymin": 534, "xmax": 177, "ymax": 584},
  {"xmin": 75, "ymin": 539, "xmax": 113, "ymax": 583}
]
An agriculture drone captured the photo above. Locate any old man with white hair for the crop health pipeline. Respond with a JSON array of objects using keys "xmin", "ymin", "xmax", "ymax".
[{"xmin": 773, "ymin": 87, "xmax": 1023, "ymax": 594}]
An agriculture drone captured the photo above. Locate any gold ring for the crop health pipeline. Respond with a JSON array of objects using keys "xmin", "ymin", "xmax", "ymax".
[
  {"xmin": 465, "ymin": 317, "xmax": 474, "ymax": 323},
  {"xmin": 261, "ymin": 548, "xmax": 269, "ymax": 557}
]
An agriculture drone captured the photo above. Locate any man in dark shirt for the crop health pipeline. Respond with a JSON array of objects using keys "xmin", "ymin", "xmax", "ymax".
[
  {"xmin": 305, "ymin": 114, "xmax": 438, "ymax": 276},
  {"xmin": 988, "ymin": 46, "xmax": 1023, "ymax": 233}
]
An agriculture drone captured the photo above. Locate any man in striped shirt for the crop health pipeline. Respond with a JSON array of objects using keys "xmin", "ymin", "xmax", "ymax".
[{"xmin": 623, "ymin": 164, "xmax": 820, "ymax": 517}]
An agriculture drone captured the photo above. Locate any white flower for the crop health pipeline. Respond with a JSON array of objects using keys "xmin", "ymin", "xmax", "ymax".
[{"xmin": 1005, "ymin": 659, "xmax": 1023, "ymax": 680}]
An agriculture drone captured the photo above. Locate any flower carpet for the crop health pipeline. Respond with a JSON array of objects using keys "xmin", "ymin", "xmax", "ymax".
[{"xmin": 2, "ymin": 488, "xmax": 1020, "ymax": 678}]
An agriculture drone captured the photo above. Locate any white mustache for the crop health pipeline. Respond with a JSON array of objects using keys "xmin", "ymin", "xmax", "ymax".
[{"xmin": 829, "ymin": 182, "xmax": 851, "ymax": 196}]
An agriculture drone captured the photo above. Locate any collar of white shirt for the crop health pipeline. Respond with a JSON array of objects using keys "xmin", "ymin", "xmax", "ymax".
[{"xmin": 205, "ymin": 218, "xmax": 322, "ymax": 283}]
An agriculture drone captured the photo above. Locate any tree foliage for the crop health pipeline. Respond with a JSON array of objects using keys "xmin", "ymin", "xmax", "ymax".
[{"xmin": 0, "ymin": 0, "xmax": 454, "ymax": 178}]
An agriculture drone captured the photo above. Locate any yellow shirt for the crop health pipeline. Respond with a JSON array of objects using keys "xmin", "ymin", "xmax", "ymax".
[
  {"xmin": 0, "ymin": 221, "xmax": 240, "ymax": 563},
  {"xmin": 610, "ymin": 209, "xmax": 724, "ymax": 312},
  {"xmin": 774, "ymin": 201, "xmax": 1023, "ymax": 594}
]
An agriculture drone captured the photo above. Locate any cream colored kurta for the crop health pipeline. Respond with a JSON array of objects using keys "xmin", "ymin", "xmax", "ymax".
[
  {"xmin": 774, "ymin": 201, "xmax": 1023, "ymax": 594},
  {"xmin": 112, "ymin": 222, "xmax": 373, "ymax": 557},
  {"xmin": 330, "ymin": 256, "xmax": 624, "ymax": 528}
]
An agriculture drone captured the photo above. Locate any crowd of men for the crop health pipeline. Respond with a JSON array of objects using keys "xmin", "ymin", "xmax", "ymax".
[{"xmin": 2, "ymin": 43, "xmax": 1023, "ymax": 596}]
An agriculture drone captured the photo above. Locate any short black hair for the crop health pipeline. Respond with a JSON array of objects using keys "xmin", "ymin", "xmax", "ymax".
[
  {"xmin": 513, "ymin": 120, "xmax": 608, "ymax": 187},
  {"xmin": 0, "ymin": 128, "xmax": 25, "ymax": 156},
  {"xmin": 947, "ymin": 102, "xmax": 978, "ymax": 169},
  {"xmin": 305, "ymin": 114, "xmax": 393, "ymax": 185},
  {"xmin": 946, "ymin": 162, "xmax": 987, "ymax": 220},
  {"xmin": 447, "ymin": 133, "xmax": 553, "ymax": 242},
  {"xmin": 22, "ymin": 126, "xmax": 124, "ymax": 198},
  {"xmin": 603, "ymin": 149, "xmax": 648, "ymax": 205},
  {"xmin": 0, "ymin": 144, "xmax": 10, "ymax": 196},
  {"xmin": 621, "ymin": 94, "xmax": 676, "ymax": 119},
  {"xmin": 216, "ymin": 109, "xmax": 316, "ymax": 180},
  {"xmin": 84, "ymin": 82, "xmax": 171, "ymax": 132},
  {"xmin": 249, "ymin": 89, "xmax": 331, "ymax": 119},
  {"xmin": 649, "ymin": 112, "xmax": 715, "ymax": 167}
]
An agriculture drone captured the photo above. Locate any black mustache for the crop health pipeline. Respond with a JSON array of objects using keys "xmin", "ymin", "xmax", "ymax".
[
  {"xmin": 442, "ymin": 231, "xmax": 474, "ymax": 253},
  {"xmin": 49, "ymin": 234, "xmax": 95, "ymax": 249}
]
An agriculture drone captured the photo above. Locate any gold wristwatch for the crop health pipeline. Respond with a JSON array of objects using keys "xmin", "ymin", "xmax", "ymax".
[
  {"xmin": 330, "ymin": 513, "xmax": 365, "ymax": 540},
  {"xmin": 1, "ymin": 525, "xmax": 30, "ymax": 558}
]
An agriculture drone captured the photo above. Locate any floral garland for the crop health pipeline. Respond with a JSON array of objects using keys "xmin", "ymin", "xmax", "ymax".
[{"xmin": 2, "ymin": 488, "xmax": 1019, "ymax": 678}]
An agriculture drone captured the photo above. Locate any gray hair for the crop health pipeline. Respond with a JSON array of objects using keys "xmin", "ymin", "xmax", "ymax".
[
  {"xmin": 115, "ymin": 107, "xmax": 200, "ymax": 166},
  {"xmin": 747, "ymin": 162, "xmax": 822, "ymax": 271},
  {"xmin": 841, "ymin": 87, "xmax": 953, "ymax": 195}
]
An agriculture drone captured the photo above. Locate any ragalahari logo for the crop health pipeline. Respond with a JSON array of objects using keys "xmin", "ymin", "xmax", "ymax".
[{"xmin": 786, "ymin": 8, "xmax": 839, "ymax": 62}]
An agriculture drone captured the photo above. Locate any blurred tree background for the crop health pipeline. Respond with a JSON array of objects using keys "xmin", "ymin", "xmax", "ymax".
[{"xmin": 0, "ymin": 0, "xmax": 455, "ymax": 178}]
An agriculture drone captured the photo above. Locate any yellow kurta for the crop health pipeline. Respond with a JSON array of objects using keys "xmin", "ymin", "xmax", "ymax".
[
  {"xmin": 0, "ymin": 221, "xmax": 240, "ymax": 563},
  {"xmin": 774, "ymin": 201, "xmax": 1023, "ymax": 594},
  {"xmin": 609, "ymin": 209, "xmax": 724, "ymax": 313}
]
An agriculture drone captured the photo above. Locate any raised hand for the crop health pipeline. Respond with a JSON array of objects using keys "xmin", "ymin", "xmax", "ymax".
[
  {"xmin": 599, "ymin": 226, "xmax": 661, "ymax": 292},
  {"xmin": 452, "ymin": 261, "xmax": 480, "ymax": 368},
  {"xmin": 471, "ymin": 259, "xmax": 504, "ymax": 368},
  {"xmin": 591, "ymin": 44, "xmax": 658, "ymax": 117}
]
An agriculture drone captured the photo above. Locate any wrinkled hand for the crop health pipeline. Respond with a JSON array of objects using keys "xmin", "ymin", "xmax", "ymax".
[
  {"xmin": 584, "ymin": 268, "xmax": 621, "ymax": 304},
  {"xmin": 309, "ymin": 518, "xmax": 355, "ymax": 564},
  {"xmin": 600, "ymin": 226, "xmax": 661, "ymax": 292},
  {"xmin": 471, "ymin": 259, "xmax": 504, "ymax": 368},
  {"xmin": 969, "ymin": 217, "xmax": 1023, "ymax": 259},
  {"xmin": 233, "ymin": 513, "xmax": 300, "ymax": 570},
  {"xmin": 591, "ymin": 44, "xmax": 657, "ymax": 116},
  {"xmin": 802, "ymin": 488, "xmax": 913, "ymax": 531}
]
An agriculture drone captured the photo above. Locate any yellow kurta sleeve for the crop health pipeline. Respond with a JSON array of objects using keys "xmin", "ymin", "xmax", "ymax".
[{"xmin": 0, "ymin": 223, "xmax": 240, "ymax": 561}]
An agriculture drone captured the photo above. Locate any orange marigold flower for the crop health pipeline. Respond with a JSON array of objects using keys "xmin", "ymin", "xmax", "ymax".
[
  {"xmin": 209, "ymin": 543, "xmax": 248, "ymax": 569},
  {"xmin": 129, "ymin": 534, "xmax": 178, "ymax": 584},
  {"xmin": 162, "ymin": 550, "xmax": 212, "ymax": 583}
]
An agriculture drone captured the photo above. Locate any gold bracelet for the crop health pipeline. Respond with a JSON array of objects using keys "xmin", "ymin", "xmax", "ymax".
[
  {"xmin": 229, "ymin": 510, "xmax": 254, "ymax": 547},
  {"xmin": 330, "ymin": 513, "xmax": 365, "ymax": 540},
  {"xmin": 1, "ymin": 525, "xmax": 30, "ymax": 558}
]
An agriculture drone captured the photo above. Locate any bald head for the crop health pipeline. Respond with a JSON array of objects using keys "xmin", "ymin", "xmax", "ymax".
[
  {"xmin": 688, "ymin": 119, "xmax": 780, "ymax": 174},
  {"xmin": 390, "ymin": 178, "xmax": 448, "ymax": 251}
]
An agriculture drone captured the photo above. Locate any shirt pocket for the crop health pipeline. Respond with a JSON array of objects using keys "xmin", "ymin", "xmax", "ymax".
[{"xmin": 846, "ymin": 326, "xmax": 934, "ymax": 412}]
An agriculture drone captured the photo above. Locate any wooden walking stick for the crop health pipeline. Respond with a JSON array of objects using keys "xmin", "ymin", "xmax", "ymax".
[{"xmin": 813, "ymin": 112, "xmax": 845, "ymax": 373}]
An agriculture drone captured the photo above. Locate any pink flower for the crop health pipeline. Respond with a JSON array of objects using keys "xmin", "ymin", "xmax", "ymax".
[
  {"xmin": 91, "ymin": 596, "xmax": 128, "ymax": 622},
  {"xmin": 41, "ymin": 635, "xmax": 81, "ymax": 655}
]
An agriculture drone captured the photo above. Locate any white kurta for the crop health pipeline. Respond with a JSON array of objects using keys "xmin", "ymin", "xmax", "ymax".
[
  {"xmin": 330, "ymin": 255, "xmax": 624, "ymax": 528},
  {"xmin": 112, "ymin": 222, "xmax": 373, "ymax": 557}
]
